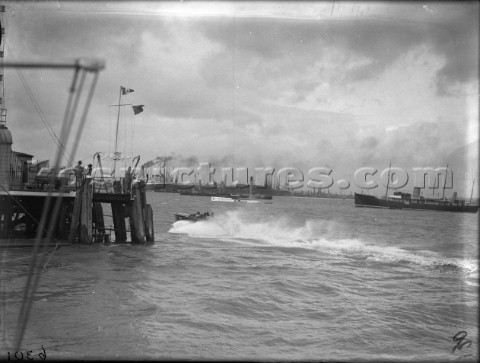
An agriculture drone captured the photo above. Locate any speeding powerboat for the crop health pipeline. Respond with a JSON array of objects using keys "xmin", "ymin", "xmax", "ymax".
[{"xmin": 174, "ymin": 212, "xmax": 213, "ymax": 222}]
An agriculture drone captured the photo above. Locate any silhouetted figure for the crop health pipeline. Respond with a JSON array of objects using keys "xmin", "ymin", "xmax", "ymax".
[
  {"xmin": 124, "ymin": 166, "xmax": 133, "ymax": 193},
  {"xmin": 74, "ymin": 160, "xmax": 85, "ymax": 188}
]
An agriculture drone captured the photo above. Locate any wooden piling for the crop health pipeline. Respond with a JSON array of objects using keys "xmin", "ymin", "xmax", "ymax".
[
  {"xmin": 80, "ymin": 178, "xmax": 93, "ymax": 244},
  {"xmin": 0, "ymin": 196, "xmax": 12, "ymax": 239},
  {"xmin": 130, "ymin": 182, "xmax": 145, "ymax": 244},
  {"xmin": 56, "ymin": 199, "xmax": 67, "ymax": 240},
  {"xmin": 93, "ymin": 202, "xmax": 106, "ymax": 242},
  {"xmin": 93, "ymin": 202, "xmax": 105, "ymax": 232},
  {"xmin": 145, "ymin": 203, "xmax": 154, "ymax": 242},
  {"xmin": 68, "ymin": 186, "xmax": 82, "ymax": 244}
]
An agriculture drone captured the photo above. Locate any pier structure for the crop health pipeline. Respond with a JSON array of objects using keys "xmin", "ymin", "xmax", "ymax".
[
  {"xmin": 0, "ymin": 125, "xmax": 154, "ymax": 244},
  {"xmin": 67, "ymin": 177, "xmax": 154, "ymax": 244},
  {"xmin": 0, "ymin": 178, "xmax": 154, "ymax": 245},
  {"xmin": 0, "ymin": 13, "xmax": 153, "ymax": 244}
]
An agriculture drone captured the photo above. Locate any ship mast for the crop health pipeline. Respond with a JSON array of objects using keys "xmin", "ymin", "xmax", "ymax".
[
  {"xmin": 470, "ymin": 178, "xmax": 475, "ymax": 203},
  {"xmin": 111, "ymin": 86, "xmax": 134, "ymax": 178},
  {"xmin": 112, "ymin": 86, "xmax": 122, "ymax": 177},
  {"xmin": 441, "ymin": 163, "xmax": 448, "ymax": 200},
  {"xmin": 385, "ymin": 161, "xmax": 391, "ymax": 199},
  {"xmin": 0, "ymin": 4, "xmax": 6, "ymax": 127}
]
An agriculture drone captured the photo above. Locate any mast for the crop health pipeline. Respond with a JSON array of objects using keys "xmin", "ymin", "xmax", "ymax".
[
  {"xmin": 163, "ymin": 160, "xmax": 166, "ymax": 189},
  {"xmin": 0, "ymin": 4, "xmax": 6, "ymax": 126},
  {"xmin": 442, "ymin": 163, "xmax": 449, "ymax": 200},
  {"xmin": 111, "ymin": 86, "xmax": 136, "ymax": 177},
  {"xmin": 385, "ymin": 161, "xmax": 391, "ymax": 199},
  {"xmin": 112, "ymin": 86, "xmax": 123, "ymax": 177},
  {"xmin": 470, "ymin": 178, "xmax": 475, "ymax": 203}
]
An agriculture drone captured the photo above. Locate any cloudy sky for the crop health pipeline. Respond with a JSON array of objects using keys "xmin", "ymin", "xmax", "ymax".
[{"xmin": 3, "ymin": 1, "xmax": 479, "ymax": 195}]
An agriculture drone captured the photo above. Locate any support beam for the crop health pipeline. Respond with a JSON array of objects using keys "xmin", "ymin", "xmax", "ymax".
[
  {"xmin": 56, "ymin": 199, "xmax": 67, "ymax": 240},
  {"xmin": 145, "ymin": 204, "xmax": 154, "ymax": 242},
  {"xmin": 93, "ymin": 202, "xmax": 105, "ymax": 233},
  {"xmin": 112, "ymin": 203, "xmax": 127, "ymax": 242},
  {"xmin": 0, "ymin": 196, "xmax": 12, "ymax": 239},
  {"xmin": 68, "ymin": 187, "xmax": 82, "ymax": 244}
]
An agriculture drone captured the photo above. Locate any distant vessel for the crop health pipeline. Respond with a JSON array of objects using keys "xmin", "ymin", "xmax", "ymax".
[
  {"xmin": 354, "ymin": 190, "xmax": 478, "ymax": 213},
  {"xmin": 184, "ymin": 176, "xmax": 273, "ymax": 201},
  {"xmin": 354, "ymin": 165, "xmax": 478, "ymax": 213},
  {"xmin": 354, "ymin": 193, "xmax": 403, "ymax": 209},
  {"xmin": 144, "ymin": 160, "xmax": 179, "ymax": 192},
  {"xmin": 211, "ymin": 194, "xmax": 271, "ymax": 203},
  {"xmin": 210, "ymin": 177, "xmax": 272, "ymax": 203},
  {"xmin": 211, "ymin": 196, "xmax": 239, "ymax": 203}
]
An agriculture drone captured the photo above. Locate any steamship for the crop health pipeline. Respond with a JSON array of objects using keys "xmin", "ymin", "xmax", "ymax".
[{"xmin": 354, "ymin": 187, "xmax": 478, "ymax": 213}]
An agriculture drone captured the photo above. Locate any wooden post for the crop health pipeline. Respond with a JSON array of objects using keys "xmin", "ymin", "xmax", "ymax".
[
  {"xmin": 112, "ymin": 202, "xmax": 127, "ymax": 242},
  {"xmin": 92, "ymin": 202, "xmax": 105, "ymax": 242},
  {"xmin": 130, "ymin": 182, "xmax": 145, "ymax": 243},
  {"xmin": 56, "ymin": 198, "xmax": 67, "ymax": 240},
  {"xmin": 129, "ymin": 204, "xmax": 136, "ymax": 242},
  {"xmin": 80, "ymin": 178, "xmax": 93, "ymax": 244},
  {"xmin": 93, "ymin": 202, "xmax": 105, "ymax": 232},
  {"xmin": 145, "ymin": 203, "xmax": 154, "ymax": 242},
  {"xmin": 0, "ymin": 196, "xmax": 12, "ymax": 239},
  {"xmin": 68, "ymin": 187, "xmax": 82, "ymax": 244},
  {"xmin": 139, "ymin": 180, "xmax": 147, "ymax": 212}
]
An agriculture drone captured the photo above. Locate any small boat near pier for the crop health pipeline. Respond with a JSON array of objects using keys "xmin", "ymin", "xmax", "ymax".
[{"xmin": 174, "ymin": 212, "xmax": 213, "ymax": 222}]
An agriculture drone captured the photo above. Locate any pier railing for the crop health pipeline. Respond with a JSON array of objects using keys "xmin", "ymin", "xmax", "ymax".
[{"xmin": 8, "ymin": 172, "xmax": 133, "ymax": 195}]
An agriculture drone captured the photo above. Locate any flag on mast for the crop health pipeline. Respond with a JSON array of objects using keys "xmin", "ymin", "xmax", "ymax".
[
  {"xmin": 121, "ymin": 86, "xmax": 134, "ymax": 95},
  {"xmin": 132, "ymin": 105, "xmax": 144, "ymax": 115}
]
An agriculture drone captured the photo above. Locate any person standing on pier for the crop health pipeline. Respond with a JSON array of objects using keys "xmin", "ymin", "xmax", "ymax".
[
  {"xmin": 74, "ymin": 160, "xmax": 85, "ymax": 188},
  {"xmin": 124, "ymin": 166, "xmax": 133, "ymax": 194}
]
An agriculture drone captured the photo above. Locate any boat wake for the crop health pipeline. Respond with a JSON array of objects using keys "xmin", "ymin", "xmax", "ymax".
[{"xmin": 168, "ymin": 210, "xmax": 478, "ymax": 275}]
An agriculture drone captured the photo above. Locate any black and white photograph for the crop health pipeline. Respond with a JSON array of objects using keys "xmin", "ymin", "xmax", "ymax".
[{"xmin": 0, "ymin": 1, "xmax": 478, "ymax": 361}]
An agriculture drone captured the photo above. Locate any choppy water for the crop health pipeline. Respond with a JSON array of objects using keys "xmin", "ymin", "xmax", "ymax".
[{"xmin": 1, "ymin": 193, "xmax": 478, "ymax": 360}]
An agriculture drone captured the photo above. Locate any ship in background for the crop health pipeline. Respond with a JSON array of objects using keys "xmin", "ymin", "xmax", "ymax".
[
  {"xmin": 354, "ymin": 164, "xmax": 478, "ymax": 213},
  {"xmin": 180, "ymin": 177, "xmax": 273, "ymax": 199},
  {"xmin": 180, "ymin": 170, "xmax": 292, "ymax": 198},
  {"xmin": 354, "ymin": 187, "xmax": 478, "ymax": 213},
  {"xmin": 178, "ymin": 172, "xmax": 292, "ymax": 199},
  {"xmin": 142, "ymin": 158, "xmax": 180, "ymax": 192}
]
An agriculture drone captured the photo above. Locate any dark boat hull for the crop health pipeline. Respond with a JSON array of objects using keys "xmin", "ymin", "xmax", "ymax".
[
  {"xmin": 174, "ymin": 213, "xmax": 210, "ymax": 222},
  {"xmin": 354, "ymin": 193, "xmax": 403, "ymax": 209},
  {"xmin": 354, "ymin": 193, "xmax": 478, "ymax": 213},
  {"xmin": 398, "ymin": 200, "xmax": 478, "ymax": 213}
]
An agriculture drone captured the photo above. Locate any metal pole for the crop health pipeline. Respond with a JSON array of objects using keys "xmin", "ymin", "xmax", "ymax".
[
  {"xmin": 442, "ymin": 164, "xmax": 448, "ymax": 200},
  {"xmin": 470, "ymin": 178, "xmax": 475, "ymax": 203},
  {"xmin": 112, "ymin": 86, "xmax": 122, "ymax": 178},
  {"xmin": 385, "ymin": 162, "xmax": 391, "ymax": 199}
]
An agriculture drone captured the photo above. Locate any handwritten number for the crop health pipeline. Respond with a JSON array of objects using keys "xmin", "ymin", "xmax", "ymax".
[
  {"xmin": 14, "ymin": 351, "xmax": 23, "ymax": 360},
  {"xmin": 38, "ymin": 346, "xmax": 46, "ymax": 360},
  {"xmin": 453, "ymin": 331, "xmax": 467, "ymax": 342},
  {"xmin": 457, "ymin": 339, "xmax": 472, "ymax": 351},
  {"xmin": 6, "ymin": 347, "xmax": 46, "ymax": 361},
  {"xmin": 452, "ymin": 331, "xmax": 472, "ymax": 354}
]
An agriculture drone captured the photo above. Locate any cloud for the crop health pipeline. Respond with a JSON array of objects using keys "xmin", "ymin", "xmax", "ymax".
[
  {"xmin": 421, "ymin": 3, "xmax": 479, "ymax": 95},
  {"xmin": 3, "ymin": 1, "xmax": 477, "ymax": 177},
  {"xmin": 199, "ymin": 5, "xmax": 479, "ymax": 97}
]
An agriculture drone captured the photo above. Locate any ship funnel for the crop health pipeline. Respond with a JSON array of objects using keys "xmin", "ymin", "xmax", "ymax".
[{"xmin": 451, "ymin": 192, "xmax": 457, "ymax": 202}]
